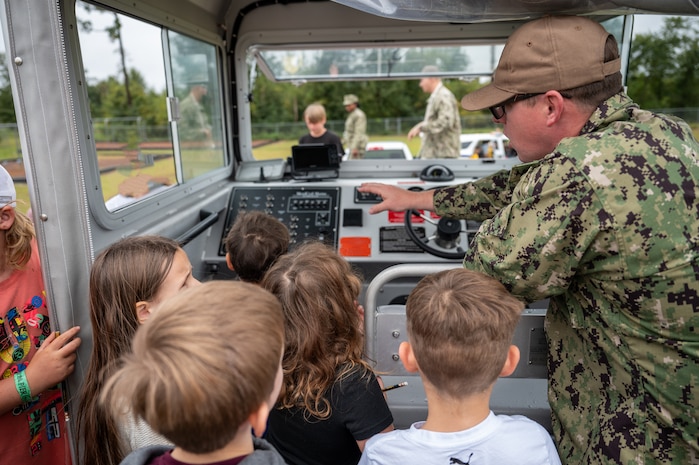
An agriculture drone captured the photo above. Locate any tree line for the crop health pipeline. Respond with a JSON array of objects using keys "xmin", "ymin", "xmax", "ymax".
[{"xmin": 0, "ymin": 16, "xmax": 697, "ymax": 128}]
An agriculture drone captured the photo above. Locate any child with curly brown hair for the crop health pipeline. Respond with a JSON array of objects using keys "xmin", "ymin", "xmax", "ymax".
[{"xmin": 261, "ymin": 241, "xmax": 393, "ymax": 465}]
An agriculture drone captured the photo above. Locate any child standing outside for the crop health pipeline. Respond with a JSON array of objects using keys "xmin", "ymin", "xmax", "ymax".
[
  {"xmin": 224, "ymin": 211, "xmax": 290, "ymax": 284},
  {"xmin": 100, "ymin": 280, "xmax": 287, "ymax": 465},
  {"xmin": 0, "ymin": 164, "xmax": 82, "ymax": 464},
  {"xmin": 261, "ymin": 241, "xmax": 393, "ymax": 465},
  {"xmin": 299, "ymin": 103, "xmax": 344, "ymax": 158},
  {"xmin": 359, "ymin": 268, "xmax": 561, "ymax": 465}
]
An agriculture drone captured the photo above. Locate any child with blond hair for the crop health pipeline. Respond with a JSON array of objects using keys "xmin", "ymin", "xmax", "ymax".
[
  {"xmin": 299, "ymin": 103, "xmax": 344, "ymax": 157},
  {"xmin": 0, "ymin": 164, "xmax": 81, "ymax": 464}
]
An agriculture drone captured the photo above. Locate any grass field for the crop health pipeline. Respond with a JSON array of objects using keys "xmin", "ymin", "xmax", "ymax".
[
  {"xmin": 13, "ymin": 183, "xmax": 30, "ymax": 215},
  {"xmin": 10, "ymin": 125, "xmax": 699, "ymax": 211}
]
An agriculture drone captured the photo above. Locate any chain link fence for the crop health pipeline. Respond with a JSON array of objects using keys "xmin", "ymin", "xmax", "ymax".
[
  {"xmin": 251, "ymin": 113, "xmax": 498, "ymax": 140},
  {"xmin": 2, "ymin": 109, "xmax": 698, "ymax": 163}
]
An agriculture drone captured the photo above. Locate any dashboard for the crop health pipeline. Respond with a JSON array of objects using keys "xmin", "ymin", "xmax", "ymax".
[
  {"xmin": 214, "ymin": 179, "xmax": 471, "ymax": 264},
  {"xmin": 201, "ymin": 157, "xmax": 521, "ymax": 301}
]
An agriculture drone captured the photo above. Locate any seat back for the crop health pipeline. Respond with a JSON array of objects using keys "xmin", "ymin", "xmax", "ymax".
[{"xmin": 364, "ymin": 264, "xmax": 551, "ymax": 430}]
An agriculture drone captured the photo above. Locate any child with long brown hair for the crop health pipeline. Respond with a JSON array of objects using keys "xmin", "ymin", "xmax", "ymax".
[
  {"xmin": 261, "ymin": 241, "xmax": 393, "ymax": 465},
  {"xmin": 76, "ymin": 235, "xmax": 200, "ymax": 465}
]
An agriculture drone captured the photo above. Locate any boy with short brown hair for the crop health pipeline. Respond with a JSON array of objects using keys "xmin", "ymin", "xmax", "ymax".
[
  {"xmin": 224, "ymin": 211, "xmax": 290, "ymax": 284},
  {"xmin": 359, "ymin": 268, "xmax": 561, "ymax": 465},
  {"xmin": 101, "ymin": 280, "xmax": 286, "ymax": 465}
]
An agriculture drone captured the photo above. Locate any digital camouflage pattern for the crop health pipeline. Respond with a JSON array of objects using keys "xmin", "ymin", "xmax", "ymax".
[
  {"xmin": 433, "ymin": 93, "xmax": 699, "ymax": 465},
  {"xmin": 417, "ymin": 83, "xmax": 461, "ymax": 159},
  {"xmin": 343, "ymin": 107, "xmax": 368, "ymax": 159}
]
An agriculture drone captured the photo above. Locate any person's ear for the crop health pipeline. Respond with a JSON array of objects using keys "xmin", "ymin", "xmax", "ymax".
[
  {"xmin": 399, "ymin": 341, "xmax": 419, "ymax": 373},
  {"xmin": 135, "ymin": 301, "xmax": 152, "ymax": 325},
  {"xmin": 544, "ymin": 90, "xmax": 566, "ymax": 126},
  {"xmin": 248, "ymin": 401, "xmax": 271, "ymax": 438},
  {"xmin": 225, "ymin": 252, "xmax": 235, "ymax": 271},
  {"xmin": 499, "ymin": 345, "xmax": 521, "ymax": 378},
  {"xmin": 0, "ymin": 205, "xmax": 15, "ymax": 231}
]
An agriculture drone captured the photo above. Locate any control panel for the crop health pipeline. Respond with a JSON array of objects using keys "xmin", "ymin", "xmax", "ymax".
[{"xmin": 219, "ymin": 186, "xmax": 340, "ymax": 255}]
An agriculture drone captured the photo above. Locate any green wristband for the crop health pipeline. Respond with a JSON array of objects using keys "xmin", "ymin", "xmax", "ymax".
[{"xmin": 14, "ymin": 370, "xmax": 33, "ymax": 403}]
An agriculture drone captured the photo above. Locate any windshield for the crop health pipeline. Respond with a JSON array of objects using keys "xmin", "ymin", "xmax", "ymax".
[
  {"xmin": 253, "ymin": 42, "xmax": 505, "ymax": 82},
  {"xmin": 248, "ymin": 17, "xmax": 625, "ymax": 163}
]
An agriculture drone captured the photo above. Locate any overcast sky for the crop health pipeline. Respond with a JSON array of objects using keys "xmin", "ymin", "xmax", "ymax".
[{"xmin": 633, "ymin": 14, "xmax": 665, "ymax": 34}]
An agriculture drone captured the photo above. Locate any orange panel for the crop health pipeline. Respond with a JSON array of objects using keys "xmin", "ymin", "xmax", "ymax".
[{"xmin": 339, "ymin": 237, "xmax": 372, "ymax": 257}]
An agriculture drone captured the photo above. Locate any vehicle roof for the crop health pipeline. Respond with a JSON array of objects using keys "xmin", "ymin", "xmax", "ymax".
[
  {"xmin": 162, "ymin": 0, "xmax": 699, "ymax": 21},
  {"xmin": 364, "ymin": 141, "xmax": 414, "ymax": 159},
  {"xmin": 133, "ymin": 0, "xmax": 698, "ymax": 46},
  {"xmin": 332, "ymin": 0, "xmax": 699, "ymax": 22}
]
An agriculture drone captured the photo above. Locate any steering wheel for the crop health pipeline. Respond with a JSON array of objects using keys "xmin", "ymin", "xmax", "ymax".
[{"xmin": 403, "ymin": 209, "xmax": 475, "ymax": 260}]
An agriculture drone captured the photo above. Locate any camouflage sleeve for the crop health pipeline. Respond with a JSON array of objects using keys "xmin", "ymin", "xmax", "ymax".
[
  {"xmin": 461, "ymin": 158, "xmax": 608, "ymax": 303},
  {"xmin": 433, "ymin": 169, "xmax": 519, "ymax": 220},
  {"xmin": 421, "ymin": 89, "xmax": 458, "ymax": 136}
]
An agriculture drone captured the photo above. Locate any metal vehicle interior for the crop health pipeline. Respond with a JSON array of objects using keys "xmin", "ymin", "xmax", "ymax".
[{"xmin": 2, "ymin": 0, "xmax": 697, "ymax": 461}]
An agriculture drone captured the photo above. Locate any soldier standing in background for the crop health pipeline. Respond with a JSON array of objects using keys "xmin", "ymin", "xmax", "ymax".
[
  {"xmin": 179, "ymin": 76, "xmax": 213, "ymax": 144},
  {"xmin": 342, "ymin": 94, "xmax": 368, "ymax": 159},
  {"xmin": 407, "ymin": 65, "xmax": 461, "ymax": 159}
]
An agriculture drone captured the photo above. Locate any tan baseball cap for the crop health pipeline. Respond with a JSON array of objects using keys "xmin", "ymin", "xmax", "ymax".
[
  {"xmin": 461, "ymin": 15, "xmax": 621, "ymax": 111},
  {"xmin": 343, "ymin": 94, "xmax": 359, "ymax": 106}
]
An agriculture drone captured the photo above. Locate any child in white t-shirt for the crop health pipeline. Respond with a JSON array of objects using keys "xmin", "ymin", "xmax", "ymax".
[{"xmin": 359, "ymin": 268, "xmax": 561, "ymax": 465}]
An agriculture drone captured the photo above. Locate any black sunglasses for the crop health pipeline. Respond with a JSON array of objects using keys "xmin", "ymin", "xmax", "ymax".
[{"xmin": 488, "ymin": 93, "xmax": 542, "ymax": 120}]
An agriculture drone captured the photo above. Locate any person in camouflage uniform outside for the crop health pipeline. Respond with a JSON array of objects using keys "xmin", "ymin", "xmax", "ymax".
[
  {"xmin": 408, "ymin": 66, "xmax": 461, "ymax": 159},
  {"xmin": 179, "ymin": 78, "xmax": 213, "ymax": 143},
  {"xmin": 359, "ymin": 16, "xmax": 699, "ymax": 465},
  {"xmin": 343, "ymin": 94, "xmax": 368, "ymax": 159}
]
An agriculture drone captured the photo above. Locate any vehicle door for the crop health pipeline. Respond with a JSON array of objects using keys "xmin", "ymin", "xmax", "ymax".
[{"xmin": 0, "ymin": 0, "xmax": 235, "ymax": 423}]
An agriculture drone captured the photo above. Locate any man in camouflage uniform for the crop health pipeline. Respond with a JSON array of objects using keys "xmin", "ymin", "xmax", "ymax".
[
  {"xmin": 408, "ymin": 66, "xmax": 461, "ymax": 159},
  {"xmin": 179, "ymin": 79, "xmax": 213, "ymax": 143},
  {"xmin": 343, "ymin": 94, "xmax": 368, "ymax": 159},
  {"xmin": 359, "ymin": 16, "xmax": 699, "ymax": 465}
]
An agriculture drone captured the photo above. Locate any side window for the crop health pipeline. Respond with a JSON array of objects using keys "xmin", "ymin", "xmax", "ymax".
[
  {"xmin": 167, "ymin": 30, "xmax": 225, "ymax": 181},
  {"xmin": 76, "ymin": 1, "xmax": 225, "ymax": 211}
]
